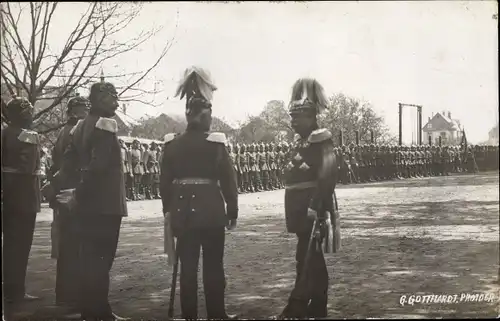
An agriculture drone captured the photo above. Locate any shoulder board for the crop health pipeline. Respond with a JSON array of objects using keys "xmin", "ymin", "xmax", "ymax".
[
  {"xmin": 95, "ymin": 117, "xmax": 118, "ymax": 133},
  {"xmin": 69, "ymin": 119, "xmax": 83, "ymax": 136},
  {"xmin": 308, "ymin": 128, "xmax": 332, "ymax": 143},
  {"xmin": 164, "ymin": 133, "xmax": 176, "ymax": 144},
  {"xmin": 17, "ymin": 129, "xmax": 39, "ymax": 145},
  {"xmin": 206, "ymin": 132, "xmax": 227, "ymax": 144},
  {"xmin": 293, "ymin": 133, "xmax": 301, "ymax": 142}
]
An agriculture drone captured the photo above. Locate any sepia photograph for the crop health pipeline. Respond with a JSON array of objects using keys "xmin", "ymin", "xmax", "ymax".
[{"xmin": 1, "ymin": 1, "xmax": 499, "ymax": 320}]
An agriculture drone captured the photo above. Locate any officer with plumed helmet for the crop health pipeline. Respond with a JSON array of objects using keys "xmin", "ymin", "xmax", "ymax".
[
  {"xmin": 278, "ymin": 78, "xmax": 340, "ymax": 319},
  {"xmin": 160, "ymin": 67, "xmax": 238, "ymax": 320}
]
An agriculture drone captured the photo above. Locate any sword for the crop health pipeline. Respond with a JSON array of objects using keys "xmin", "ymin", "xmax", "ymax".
[
  {"xmin": 292, "ymin": 219, "xmax": 318, "ymax": 306},
  {"xmin": 168, "ymin": 240, "xmax": 179, "ymax": 319}
]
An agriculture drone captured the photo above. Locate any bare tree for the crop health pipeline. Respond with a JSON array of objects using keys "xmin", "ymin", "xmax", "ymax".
[{"xmin": 1, "ymin": 2, "xmax": 177, "ymax": 142}]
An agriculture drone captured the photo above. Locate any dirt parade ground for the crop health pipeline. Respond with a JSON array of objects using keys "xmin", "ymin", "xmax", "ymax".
[{"xmin": 7, "ymin": 172, "xmax": 500, "ymax": 320}]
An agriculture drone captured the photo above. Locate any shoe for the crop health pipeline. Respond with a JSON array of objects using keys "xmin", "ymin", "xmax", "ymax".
[
  {"xmin": 112, "ymin": 313, "xmax": 131, "ymax": 321},
  {"xmin": 5, "ymin": 293, "xmax": 40, "ymax": 303}
]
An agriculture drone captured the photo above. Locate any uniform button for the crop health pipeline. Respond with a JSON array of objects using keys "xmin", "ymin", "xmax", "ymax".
[
  {"xmin": 191, "ymin": 209, "xmax": 195, "ymax": 212},
  {"xmin": 179, "ymin": 195, "xmax": 183, "ymax": 199},
  {"xmin": 192, "ymin": 195, "xmax": 195, "ymax": 198}
]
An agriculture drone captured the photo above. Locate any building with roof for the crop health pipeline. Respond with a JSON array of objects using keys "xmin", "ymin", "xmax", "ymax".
[
  {"xmin": 114, "ymin": 104, "xmax": 139, "ymax": 136},
  {"xmin": 487, "ymin": 123, "xmax": 499, "ymax": 145},
  {"xmin": 422, "ymin": 111, "xmax": 463, "ymax": 145}
]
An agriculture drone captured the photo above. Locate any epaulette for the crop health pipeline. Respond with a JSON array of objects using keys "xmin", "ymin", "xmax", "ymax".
[
  {"xmin": 17, "ymin": 129, "xmax": 39, "ymax": 145},
  {"xmin": 293, "ymin": 133, "xmax": 301, "ymax": 142},
  {"xmin": 206, "ymin": 132, "xmax": 227, "ymax": 144},
  {"xmin": 164, "ymin": 133, "xmax": 176, "ymax": 144},
  {"xmin": 69, "ymin": 119, "xmax": 83, "ymax": 136},
  {"xmin": 95, "ymin": 117, "xmax": 118, "ymax": 133},
  {"xmin": 308, "ymin": 128, "xmax": 332, "ymax": 143}
]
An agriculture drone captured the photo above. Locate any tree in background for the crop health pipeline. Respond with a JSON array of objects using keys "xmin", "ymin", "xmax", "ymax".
[
  {"xmin": 319, "ymin": 93, "xmax": 396, "ymax": 145},
  {"xmin": 236, "ymin": 100, "xmax": 293, "ymax": 143},
  {"xmin": 1, "ymin": 2, "xmax": 177, "ymax": 146},
  {"xmin": 130, "ymin": 113, "xmax": 235, "ymax": 141}
]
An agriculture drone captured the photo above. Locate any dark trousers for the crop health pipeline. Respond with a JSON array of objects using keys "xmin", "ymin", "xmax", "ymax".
[
  {"xmin": 78, "ymin": 215, "xmax": 122, "ymax": 319},
  {"xmin": 178, "ymin": 227, "xmax": 226, "ymax": 319},
  {"xmin": 56, "ymin": 210, "xmax": 80, "ymax": 305},
  {"xmin": 284, "ymin": 231, "xmax": 329, "ymax": 318},
  {"xmin": 51, "ymin": 209, "xmax": 60, "ymax": 259},
  {"xmin": 2, "ymin": 210, "xmax": 37, "ymax": 300}
]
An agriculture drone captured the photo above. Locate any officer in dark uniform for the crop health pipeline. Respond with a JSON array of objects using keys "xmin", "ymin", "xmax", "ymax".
[
  {"xmin": 43, "ymin": 82, "xmax": 128, "ymax": 321},
  {"xmin": 160, "ymin": 67, "xmax": 238, "ymax": 320},
  {"xmin": 2, "ymin": 96, "xmax": 41, "ymax": 304},
  {"xmin": 278, "ymin": 78, "xmax": 339, "ymax": 319},
  {"xmin": 50, "ymin": 95, "xmax": 90, "ymax": 308}
]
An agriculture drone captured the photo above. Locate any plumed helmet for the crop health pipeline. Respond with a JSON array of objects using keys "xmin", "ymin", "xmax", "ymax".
[
  {"xmin": 288, "ymin": 78, "xmax": 328, "ymax": 116},
  {"xmin": 67, "ymin": 95, "xmax": 90, "ymax": 114},
  {"xmin": 175, "ymin": 66, "xmax": 217, "ymax": 111}
]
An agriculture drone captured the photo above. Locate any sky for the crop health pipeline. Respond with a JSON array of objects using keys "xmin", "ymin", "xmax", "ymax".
[{"xmin": 14, "ymin": 1, "xmax": 500, "ymax": 143}]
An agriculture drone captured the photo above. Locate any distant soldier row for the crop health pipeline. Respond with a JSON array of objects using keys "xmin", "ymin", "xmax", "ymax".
[
  {"xmin": 226, "ymin": 141, "xmax": 499, "ymax": 191},
  {"xmin": 118, "ymin": 139, "xmax": 163, "ymax": 201},
  {"xmin": 226, "ymin": 142, "xmax": 291, "ymax": 193},
  {"xmin": 334, "ymin": 143, "xmax": 499, "ymax": 185}
]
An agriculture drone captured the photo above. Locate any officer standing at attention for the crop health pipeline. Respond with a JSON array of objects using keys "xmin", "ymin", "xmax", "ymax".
[
  {"xmin": 278, "ymin": 78, "xmax": 339, "ymax": 319},
  {"xmin": 50, "ymin": 95, "xmax": 90, "ymax": 309},
  {"xmin": 2, "ymin": 96, "xmax": 41, "ymax": 304},
  {"xmin": 160, "ymin": 67, "xmax": 238, "ymax": 320},
  {"xmin": 43, "ymin": 81, "xmax": 129, "ymax": 321}
]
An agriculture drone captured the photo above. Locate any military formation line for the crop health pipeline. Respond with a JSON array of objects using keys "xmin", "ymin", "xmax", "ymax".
[{"xmin": 102, "ymin": 139, "xmax": 499, "ymax": 203}]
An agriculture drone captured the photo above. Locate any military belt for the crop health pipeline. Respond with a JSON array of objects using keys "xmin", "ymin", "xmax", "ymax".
[
  {"xmin": 285, "ymin": 181, "xmax": 317, "ymax": 190},
  {"xmin": 2, "ymin": 167, "xmax": 42, "ymax": 175},
  {"xmin": 173, "ymin": 178, "xmax": 218, "ymax": 185}
]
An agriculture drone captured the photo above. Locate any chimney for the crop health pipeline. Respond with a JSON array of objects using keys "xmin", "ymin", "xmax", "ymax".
[
  {"xmin": 428, "ymin": 117, "xmax": 431, "ymax": 122},
  {"xmin": 122, "ymin": 103, "xmax": 127, "ymax": 115},
  {"xmin": 100, "ymin": 70, "xmax": 105, "ymax": 83},
  {"xmin": 448, "ymin": 111, "xmax": 451, "ymax": 119}
]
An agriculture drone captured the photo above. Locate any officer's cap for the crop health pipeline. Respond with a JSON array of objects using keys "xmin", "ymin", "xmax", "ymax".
[{"xmin": 67, "ymin": 95, "xmax": 90, "ymax": 113}]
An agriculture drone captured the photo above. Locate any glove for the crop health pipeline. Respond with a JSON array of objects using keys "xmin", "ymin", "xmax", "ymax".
[
  {"xmin": 56, "ymin": 189, "xmax": 77, "ymax": 212},
  {"xmin": 307, "ymin": 208, "xmax": 318, "ymax": 220},
  {"xmin": 226, "ymin": 219, "xmax": 237, "ymax": 231}
]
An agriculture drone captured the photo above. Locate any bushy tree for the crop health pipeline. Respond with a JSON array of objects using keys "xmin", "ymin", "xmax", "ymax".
[{"xmin": 236, "ymin": 93, "xmax": 396, "ymax": 145}]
